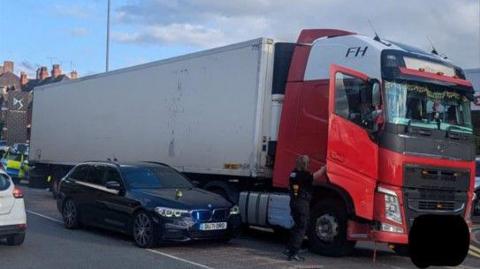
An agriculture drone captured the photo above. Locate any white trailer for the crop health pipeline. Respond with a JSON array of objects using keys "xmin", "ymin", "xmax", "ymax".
[{"xmin": 30, "ymin": 38, "xmax": 276, "ymax": 179}]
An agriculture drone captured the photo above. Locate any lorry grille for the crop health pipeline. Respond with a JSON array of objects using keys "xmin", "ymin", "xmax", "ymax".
[
  {"xmin": 414, "ymin": 200, "xmax": 459, "ymax": 211},
  {"xmin": 402, "ymin": 165, "xmax": 470, "ymax": 230}
]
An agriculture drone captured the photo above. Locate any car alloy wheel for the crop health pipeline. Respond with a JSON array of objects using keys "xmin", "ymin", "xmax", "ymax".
[
  {"xmin": 63, "ymin": 199, "xmax": 79, "ymax": 229},
  {"xmin": 133, "ymin": 212, "xmax": 155, "ymax": 248}
]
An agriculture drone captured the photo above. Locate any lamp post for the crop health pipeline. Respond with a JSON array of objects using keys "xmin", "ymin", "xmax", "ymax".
[{"xmin": 105, "ymin": 0, "xmax": 111, "ymax": 72}]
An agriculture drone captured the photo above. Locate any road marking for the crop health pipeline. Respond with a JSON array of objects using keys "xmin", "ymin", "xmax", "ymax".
[
  {"xmin": 27, "ymin": 210, "xmax": 214, "ymax": 269},
  {"xmin": 146, "ymin": 249, "xmax": 214, "ymax": 269},
  {"xmin": 469, "ymin": 250, "xmax": 480, "ymax": 258},
  {"xmin": 470, "ymin": 244, "xmax": 480, "ymax": 254},
  {"xmin": 26, "ymin": 210, "xmax": 63, "ymax": 224}
]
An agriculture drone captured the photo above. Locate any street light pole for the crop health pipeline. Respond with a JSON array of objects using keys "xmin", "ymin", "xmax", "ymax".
[{"xmin": 105, "ymin": 0, "xmax": 111, "ymax": 72}]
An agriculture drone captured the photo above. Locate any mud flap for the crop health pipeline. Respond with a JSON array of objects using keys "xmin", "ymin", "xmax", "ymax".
[{"xmin": 409, "ymin": 215, "xmax": 470, "ymax": 268}]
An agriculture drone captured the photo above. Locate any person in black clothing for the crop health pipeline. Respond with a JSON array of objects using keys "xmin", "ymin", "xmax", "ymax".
[{"xmin": 284, "ymin": 155, "xmax": 326, "ymax": 261}]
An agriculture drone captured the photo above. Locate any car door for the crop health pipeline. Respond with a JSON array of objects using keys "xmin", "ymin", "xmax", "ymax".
[
  {"xmin": 326, "ymin": 64, "xmax": 379, "ymax": 221},
  {"xmin": 70, "ymin": 164, "xmax": 104, "ymax": 225},
  {"xmin": 95, "ymin": 165, "xmax": 134, "ymax": 233},
  {"xmin": 66, "ymin": 164, "xmax": 93, "ymax": 223}
]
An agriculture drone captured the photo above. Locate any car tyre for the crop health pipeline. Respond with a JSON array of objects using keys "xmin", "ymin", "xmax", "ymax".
[
  {"xmin": 133, "ymin": 211, "xmax": 158, "ymax": 248},
  {"xmin": 308, "ymin": 200, "xmax": 356, "ymax": 257},
  {"xmin": 6, "ymin": 233, "xmax": 25, "ymax": 246},
  {"xmin": 62, "ymin": 199, "xmax": 80, "ymax": 229}
]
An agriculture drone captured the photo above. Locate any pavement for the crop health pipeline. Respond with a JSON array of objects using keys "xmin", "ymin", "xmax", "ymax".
[{"xmin": 1, "ymin": 187, "xmax": 480, "ymax": 269}]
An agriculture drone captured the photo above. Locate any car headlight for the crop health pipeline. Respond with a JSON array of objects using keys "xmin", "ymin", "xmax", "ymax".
[
  {"xmin": 155, "ymin": 207, "xmax": 190, "ymax": 218},
  {"xmin": 230, "ymin": 205, "xmax": 240, "ymax": 215},
  {"xmin": 378, "ymin": 187, "xmax": 402, "ymax": 224}
]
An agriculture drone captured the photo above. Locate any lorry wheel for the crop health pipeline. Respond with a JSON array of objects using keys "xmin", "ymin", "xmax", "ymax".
[
  {"xmin": 52, "ymin": 179, "xmax": 59, "ymax": 199},
  {"xmin": 392, "ymin": 244, "xmax": 409, "ymax": 256},
  {"xmin": 204, "ymin": 181, "xmax": 239, "ymax": 204},
  {"xmin": 308, "ymin": 200, "xmax": 355, "ymax": 257}
]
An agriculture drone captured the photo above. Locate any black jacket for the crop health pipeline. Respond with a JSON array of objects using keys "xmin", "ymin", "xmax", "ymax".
[{"xmin": 289, "ymin": 169, "xmax": 313, "ymax": 201}]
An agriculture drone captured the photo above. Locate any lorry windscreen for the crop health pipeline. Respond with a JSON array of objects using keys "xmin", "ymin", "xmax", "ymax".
[{"xmin": 385, "ymin": 81, "xmax": 472, "ymax": 134}]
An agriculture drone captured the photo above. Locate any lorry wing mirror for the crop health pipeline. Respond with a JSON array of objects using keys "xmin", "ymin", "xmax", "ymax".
[{"xmin": 370, "ymin": 79, "xmax": 381, "ymax": 107}]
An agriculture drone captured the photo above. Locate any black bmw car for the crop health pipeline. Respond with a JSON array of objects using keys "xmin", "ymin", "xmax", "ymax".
[{"xmin": 56, "ymin": 161, "xmax": 241, "ymax": 248}]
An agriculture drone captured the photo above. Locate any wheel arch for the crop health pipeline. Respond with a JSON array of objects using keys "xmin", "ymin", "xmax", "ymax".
[
  {"xmin": 203, "ymin": 180, "xmax": 239, "ymax": 203},
  {"xmin": 311, "ymin": 183, "xmax": 355, "ymax": 217}
]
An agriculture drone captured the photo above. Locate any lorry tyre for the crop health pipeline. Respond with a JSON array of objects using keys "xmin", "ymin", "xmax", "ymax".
[
  {"xmin": 204, "ymin": 181, "xmax": 239, "ymax": 204},
  {"xmin": 392, "ymin": 244, "xmax": 409, "ymax": 256},
  {"xmin": 308, "ymin": 200, "xmax": 355, "ymax": 257}
]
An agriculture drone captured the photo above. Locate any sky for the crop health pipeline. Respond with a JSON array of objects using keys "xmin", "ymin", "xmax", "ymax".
[{"xmin": 0, "ymin": 0, "xmax": 479, "ymax": 78}]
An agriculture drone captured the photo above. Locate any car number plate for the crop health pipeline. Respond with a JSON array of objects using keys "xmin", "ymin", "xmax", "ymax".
[{"xmin": 199, "ymin": 222, "xmax": 227, "ymax": 231}]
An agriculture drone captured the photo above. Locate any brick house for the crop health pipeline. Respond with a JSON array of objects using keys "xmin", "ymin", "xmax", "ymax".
[{"xmin": 0, "ymin": 60, "xmax": 78, "ymax": 145}]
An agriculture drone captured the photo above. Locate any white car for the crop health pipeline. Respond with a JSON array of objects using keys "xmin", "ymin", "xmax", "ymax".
[
  {"xmin": 474, "ymin": 158, "xmax": 480, "ymax": 216},
  {"xmin": 0, "ymin": 170, "xmax": 26, "ymax": 245}
]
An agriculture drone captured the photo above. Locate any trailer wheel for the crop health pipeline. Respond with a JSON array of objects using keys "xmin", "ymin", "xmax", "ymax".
[
  {"xmin": 308, "ymin": 200, "xmax": 355, "ymax": 257},
  {"xmin": 204, "ymin": 181, "xmax": 239, "ymax": 204}
]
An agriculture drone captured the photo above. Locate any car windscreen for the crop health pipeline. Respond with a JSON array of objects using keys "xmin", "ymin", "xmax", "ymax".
[
  {"xmin": 121, "ymin": 166, "xmax": 193, "ymax": 189},
  {"xmin": 0, "ymin": 173, "xmax": 10, "ymax": 191}
]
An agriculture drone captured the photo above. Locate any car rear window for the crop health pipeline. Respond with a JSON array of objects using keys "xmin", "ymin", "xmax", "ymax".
[{"xmin": 0, "ymin": 173, "xmax": 10, "ymax": 191}]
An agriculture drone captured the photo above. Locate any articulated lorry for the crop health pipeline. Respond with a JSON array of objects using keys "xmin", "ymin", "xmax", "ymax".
[{"xmin": 29, "ymin": 29, "xmax": 475, "ymax": 267}]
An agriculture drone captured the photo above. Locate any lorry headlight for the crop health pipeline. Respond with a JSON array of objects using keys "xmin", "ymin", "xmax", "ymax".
[
  {"xmin": 378, "ymin": 186, "xmax": 402, "ymax": 224},
  {"xmin": 155, "ymin": 207, "xmax": 190, "ymax": 218},
  {"xmin": 230, "ymin": 205, "xmax": 240, "ymax": 215}
]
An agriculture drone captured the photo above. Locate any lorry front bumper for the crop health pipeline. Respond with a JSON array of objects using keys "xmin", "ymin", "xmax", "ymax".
[
  {"xmin": 155, "ymin": 214, "xmax": 241, "ymax": 242},
  {"xmin": 347, "ymin": 220, "xmax": 408, "ymax": 244},
  {"xmin": 370, "ymin": 229, "xmax": 408, "ymax": 244}
]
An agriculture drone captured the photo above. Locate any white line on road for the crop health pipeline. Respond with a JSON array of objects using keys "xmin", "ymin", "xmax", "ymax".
[
  {"xmin": 26, "ymin": 210, "xmax": 215, "ymax": 269},
  {"xmin": 146, "ymin": 249, "xmax": 215, "ymax": 269},
  {"xmin": 26, "ymin": 210, "xmax": 63, "ymax": 224}
]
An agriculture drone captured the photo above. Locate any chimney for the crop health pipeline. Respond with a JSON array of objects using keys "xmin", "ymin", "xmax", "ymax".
[
  {"xmin": 2, "ymin": 61, "xmax": 14, "ymax": 73},
  {"xmin": 39, "ymin": 66, "xmax": 49, "ymax": 80},
  {"xmin": 51, "ymin": 64, "xmax": 61, "ymax": 78},
  {"xmin": 70, "ymin": 70, "xmax": 78, "ymax": 79},
  {"xmin": 20, "ymin": 72, "xmax": 29, "ymax": 86}
]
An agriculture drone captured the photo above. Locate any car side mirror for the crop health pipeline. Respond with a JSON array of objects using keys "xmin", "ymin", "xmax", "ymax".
[{"xmin": 105, "ymin": 181, "xmax": 122, "ymax": 191}]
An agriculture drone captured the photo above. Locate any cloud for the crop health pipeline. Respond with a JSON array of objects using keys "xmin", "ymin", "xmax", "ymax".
[
  {"xmin": 53, "ymin": 4, "xmax": 94, "ymax": 19},
  {"xmin": 113, "ymin": 0, "xmax": 479, "ymax": 68},
  {"xmin": 68, "ymin": 27, "xmax": 89, "ymax": 37},
  {"xmin": 113, "ymin": 24, "xmax": 224, "ymax": 47}
]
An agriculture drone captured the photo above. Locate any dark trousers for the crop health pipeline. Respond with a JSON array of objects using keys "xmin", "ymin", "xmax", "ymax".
[{"xmin": 288, "ymin": 198, "xmax": 310, "ymax": 254}]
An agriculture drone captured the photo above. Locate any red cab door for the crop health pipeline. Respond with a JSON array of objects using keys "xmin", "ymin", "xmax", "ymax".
[{"xmin": 326, "ymin": 64, "xmax": 379, "ymax": 220}]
